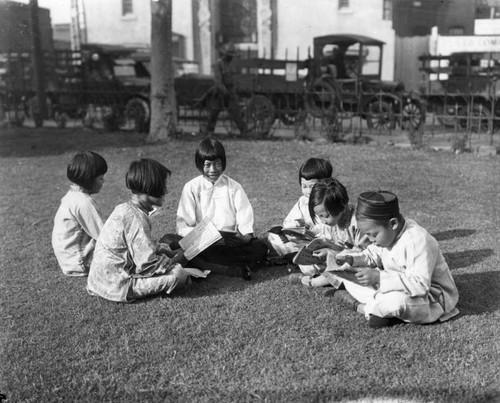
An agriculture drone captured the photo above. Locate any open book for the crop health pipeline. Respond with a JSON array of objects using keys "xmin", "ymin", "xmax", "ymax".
[
  {"xmin": 281, "ymin": 226, "xmax": 316, "ymax": 243},
  {"xmin": 322, "ymin": 253, "xmax": 363, "ymax": 286},
  {"xmin": 178, "ymin": 216, "xmax": 222, "ymax": 261},
  {"xmin": 292, "ymin": 238, "xmax": 345, "ymax": 265}
]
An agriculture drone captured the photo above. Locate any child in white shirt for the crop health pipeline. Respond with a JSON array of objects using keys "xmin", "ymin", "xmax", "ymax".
[
  {"xmin": 87, "ymin": 158, "xmax": 190, "ymax": 302},
  {"xmin": 52, "ymin": 151, "xmax": 107, "ymax": 276},
  {"xmin": 334, "ymin": 190, "xmax": 460, "ymax": 328},
  {"xmin": 174, "ymin": 138, "xmax": 267, "ymax": 280},
  {"xmin": 289, "ymin": 177, "xmax": 370, "ymax": 286},
  {"xmin": 262, "ymin": 158, "xmax": 333, "ymax": 263}
]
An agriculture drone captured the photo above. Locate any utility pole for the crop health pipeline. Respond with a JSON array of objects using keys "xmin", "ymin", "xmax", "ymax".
[{"xmin": 29, "ymin": 0, "xmax": 47, "ymax": 125}]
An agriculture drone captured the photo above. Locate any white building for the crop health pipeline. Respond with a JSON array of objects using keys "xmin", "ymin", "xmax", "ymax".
[{"xmin": 80, "ymin": 0, "xmax": 396, "ymax": 80}]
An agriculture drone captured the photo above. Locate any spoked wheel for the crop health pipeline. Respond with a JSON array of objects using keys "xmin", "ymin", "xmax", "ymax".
[
  {"xmin": 401, "ymin": 100, "xmax": 424, "ymax": 130},
  {"xmin": 366, "ymin": 100, "xmax": 395, "ymax": 131},
  {"xmin": 304, "ymin": 78, "xmax": 338, "ymax": 118},
  {"xmin": 465, "ymin": 104, "xmax": 491, "ymax": 133},
  {"xmin": 246, "ymin": 95, "xmax": 275, "ymax": 137},
  {"xmin": 124, "ymin": 97, "xmax": 150, "ymax": 133}
]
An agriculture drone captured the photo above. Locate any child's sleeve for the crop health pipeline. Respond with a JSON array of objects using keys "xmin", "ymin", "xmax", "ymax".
[
  {"xmin": 126, "ymin": 214, "xmax": 172, "ymax": 277},
  {"xmin": 176, "ymin": 184, "xmax": 197, "ymax": 237},
  {"xmin": 75, "ymin": 197, "xmax": 104, "ymax": 240},
  {"xmin": 283, "ymin": 200, "xmax": 303, "ymax": 228},
  {"xmin": 233, "ymin": 185, "xmax": 254, "ymax": 235},
  {"xmin": 378, "ymin": 233, "xmax": 437, "ymax": 297},
  {"xmin": 350, "ymin": 245, "xmax": 382, "ymax": 268}
]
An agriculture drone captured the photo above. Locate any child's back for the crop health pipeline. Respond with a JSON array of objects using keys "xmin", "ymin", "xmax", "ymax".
[{"xmin": 52, "ymin": 151, "xmax": 107, "ymax": 276}]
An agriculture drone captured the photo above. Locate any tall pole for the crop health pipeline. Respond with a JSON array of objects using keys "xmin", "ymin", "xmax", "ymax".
[{"xmin": 29, "ymin": 0, "xmax": 47, "ymax": 123}]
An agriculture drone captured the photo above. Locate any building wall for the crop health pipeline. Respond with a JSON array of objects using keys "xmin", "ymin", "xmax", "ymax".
[
  {"xmin": 81, "ymin": 0, "xmax": 395, "ymax": 79},
  {"xmin": 82, "ymin": 0, "xmax": 194, "ymax": 59},
  {"xmin": 275, "ymin": 0, "xmax": 395, "ymax": 80}
]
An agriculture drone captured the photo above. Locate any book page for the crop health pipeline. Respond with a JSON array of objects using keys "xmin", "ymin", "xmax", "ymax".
[
  {"xmin": 324, "ymin": 253, "xmax": 362, "ymax": 285},
  {"xmin": 179, "ymin": 217, "xmax": 222, "ymax": 261},
  {"xmin": 184, "ymin": 268, "xmax": 211, "ymax": 278}
]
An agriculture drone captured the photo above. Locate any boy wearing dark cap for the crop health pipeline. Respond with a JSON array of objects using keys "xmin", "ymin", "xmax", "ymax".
[{"xmin": 334, "ymin": 190, "xmax": 459, "ymax": 328}]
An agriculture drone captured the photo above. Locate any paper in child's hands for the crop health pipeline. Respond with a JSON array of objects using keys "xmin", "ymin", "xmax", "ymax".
[
  {"xmin": 324, "ymin": 253, "xmax": 364, "ymax": 286},
  {"xmin": 178, "ymin": 217, "xmax": 222, "ymax": 261}
]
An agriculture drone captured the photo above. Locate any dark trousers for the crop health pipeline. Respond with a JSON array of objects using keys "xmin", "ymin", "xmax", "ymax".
[
  {"xmin": 199, "ymin": 238, "xmax": 268, "ymax": 267},
  {"xmin": 160, "ymin": 234, "xmax": 268, "ymax": 277},
  {"xmin": 204, "ymin": 89, "xmax": 247, "ymax": 134}
]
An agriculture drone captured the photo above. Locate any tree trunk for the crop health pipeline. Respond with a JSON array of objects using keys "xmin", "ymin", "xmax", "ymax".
[{"xmin": 147, "ymin": 0, "xmax": 177, "ymax": 143}]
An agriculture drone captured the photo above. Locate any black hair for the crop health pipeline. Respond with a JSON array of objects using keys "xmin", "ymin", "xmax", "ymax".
[
  {"xmin": 67, "ymin": 151, "xmax": 108, "ymax": 190},
  {"xmin": 126, "ymin": 158, "xmax": 171, "ymax": 198},
  {"xmin": 355, "ymin": 212, "xmax": 405, "ymax": 228},
  {"xmin": 195, "ymin": 138, "xmax": 226, "ymax": 172},
  {"xmin": 309, "ymin": 178, "xmax": 350, "ymax": 226},
  {"xmin": 298, "ymin": 158, "xmax": 333, "ymax": 184}
]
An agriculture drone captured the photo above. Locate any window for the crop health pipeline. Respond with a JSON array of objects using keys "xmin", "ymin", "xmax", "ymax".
[
  {"xmin": 383, "ymin": 0, "xmax": 392, "ymax": 20},
  {"xmin": 122, "ymin": 0, "xmax": 133, "ymax": 16},
  {"xmin": 338, "ymin": 0, "xmax": 349, "ymax": 9}
]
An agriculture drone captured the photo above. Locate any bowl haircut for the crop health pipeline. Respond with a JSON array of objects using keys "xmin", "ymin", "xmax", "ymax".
[
  {"xmin": 298, "ymin": 158, "xmax": 333, "ymax": 184},
  {"xmin": 195, "ymin": 138, "xmax": 226, "ymax": 172},
  {"xmin": 126, "ymin": 158, "xmax": 171, "ymax": 198},
  {"xmin": 308, "ymin": 177, "xmax": 349, "ymax": 223},
  {"xmin": 67, "ymin": 151, "xmax": 108, "ymax": 190}
]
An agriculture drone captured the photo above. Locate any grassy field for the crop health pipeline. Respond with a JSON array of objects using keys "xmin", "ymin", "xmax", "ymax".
[{"xmin": 0, "ymin": 127, "xmax": 499, "ymax": 402}]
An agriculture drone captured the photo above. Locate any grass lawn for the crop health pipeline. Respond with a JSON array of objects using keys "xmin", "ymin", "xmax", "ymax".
[{"xmin": 0, "ymin": 127, "xmax": 499, "ymax": 402}]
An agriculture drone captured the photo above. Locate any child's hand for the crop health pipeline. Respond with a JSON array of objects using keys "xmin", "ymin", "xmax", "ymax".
[
  {"xmin": 295, "ymin": 219, "xmax": 306, "ymax": 228},
  {"xmin": 354, "ymin": 267, "xmax": 380, "ymax": 287},
  {"xmin": 225, "ymin": 231, "xmax": 252, "ymax": 247},
  {"xmin": 157, "ymin": 243, "xmax": 176, "ymax": 258},
  {"xmin": 168, "ymin": 250, "xmax": 188, "ymax": 268},
  {"xmin": 335, "ymin": 254, "xmax": 354, "ymax": 266},
  {"xmin": 312, "ymin": 248, "xmax": 329, "ymax": 262}
]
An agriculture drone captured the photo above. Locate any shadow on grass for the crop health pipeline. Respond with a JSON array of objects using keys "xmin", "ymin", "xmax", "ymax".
[
  {"xmin": 431, "ymin": 228, "xmax": 476, "ymax": 241},
  {"xmin": 443, "ymin": 248, "xmax": 493, "ymax": 270},
  {"xmin": 454, "ymin": 270, "xmax": 500, "ymax": 315},
  {"xmin": 0, "ymin": 127, "xmax": 146, "ymax": 158}
]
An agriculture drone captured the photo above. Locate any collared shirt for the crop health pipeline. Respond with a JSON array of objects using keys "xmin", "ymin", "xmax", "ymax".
[
  {"xmin": 176, "ymin": 174, "xmax": 254, "ymax": 237},
  {"xmin": 352, "ymin": 219, "xmax": 459, "ymax": 321},
  {"xmin": 87, "ymin": 202, "xmax": 172, "ymax": 302},
  {"xmin": 52, "ymin": 185, "xmax": 104, "ymax": 276}
]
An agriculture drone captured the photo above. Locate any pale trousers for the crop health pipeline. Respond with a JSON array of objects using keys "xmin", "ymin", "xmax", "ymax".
[
  {"xmin": 127, "ymin": 265, "xmax": 189, "ymax": 301},
  {"xmin": 343, "ymin": 280, "xmax": 445, "ymax": 324}
]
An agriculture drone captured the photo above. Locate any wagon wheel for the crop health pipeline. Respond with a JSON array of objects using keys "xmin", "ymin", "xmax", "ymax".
[
  {"xmin": 246, "ymin": 95, "xmax": 275, "ymax": 137},
  {"xmin": 366, "ymin": 100, "xmax": 395, "ymax": 131},
  {"xmin": 435, "ymin": 102, "xmax": 463, "ymax": 128},
  {"xmin": 401, "ymin": 100, "xmax": 424, "ymax": 130},
  {"xmin": 125, "ymin": 97, "xmax": 150, "ymax": 133},
  {"xmin": 304, "ymin": 78, "xmax": 338, "ymax": 118},
  {"xmin": 463, "ymin": 104, "xmax": 491, "ymax": 133}
]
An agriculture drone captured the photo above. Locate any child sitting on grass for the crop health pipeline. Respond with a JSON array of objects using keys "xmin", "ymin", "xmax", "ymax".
[
  {"xmin": 52, "ymin": 151, "xmax": 107, "ymax": 276},
  {"xmin": 289, "ymin": 177, "xmax": 370, "ymax": 287},
  {"xmin": 86, "ymin": 158, "xmax": 190, "ymax": 303},
  {"xmin": 170, "ymin": 138, "xmax": 267, "ymax": 280},
  {"xmin": 334, "ymin": 190, "xmax": 460, "ymax": 328},
  {"xmin": 261, "ymin": 158, "xmax": 332, "ymax": 264}
]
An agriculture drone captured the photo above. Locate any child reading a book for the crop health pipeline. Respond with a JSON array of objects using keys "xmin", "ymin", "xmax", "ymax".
[
  {"xmin": 261, "ymin": 158, "xmax": 333, "ymax": 263},
  {"xmin": 52, "ymin": 151, "xmax": 107, "ymax": 276},
  {"xmin": 333, "ymin": 190, "xmax": 460, "ymax": 328},
  {"xmin": 289, "ymin": 177, "xmax": 370, "ymax": 287},
  {"xmin": 172, "ymin": 138, "xmax": 267, "ymax": 280},
  {"xmin": 86, "ymin": 158, "xmax": 190, "ymax": 302}
]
